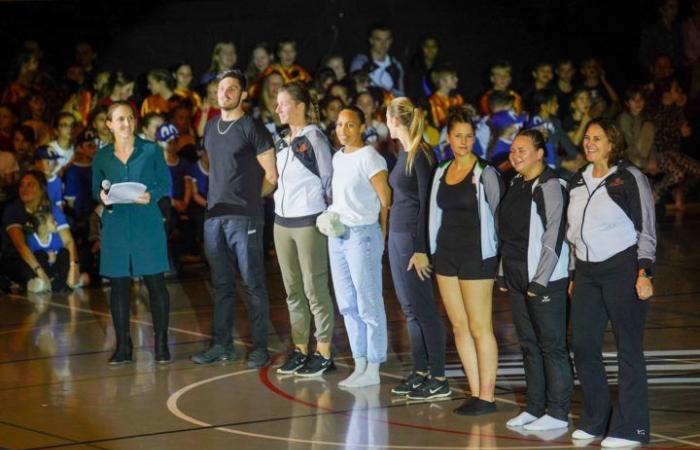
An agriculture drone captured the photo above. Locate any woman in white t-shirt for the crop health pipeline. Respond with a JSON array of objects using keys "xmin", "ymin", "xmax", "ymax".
[{"xmin": 327, "ymin": 106, "xmax": 391, "ymax": 388}]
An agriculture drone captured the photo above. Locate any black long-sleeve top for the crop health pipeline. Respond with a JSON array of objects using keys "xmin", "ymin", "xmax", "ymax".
[{"xmin": 388, "ymin": 145, "xmax": 434, "ymax": 253}]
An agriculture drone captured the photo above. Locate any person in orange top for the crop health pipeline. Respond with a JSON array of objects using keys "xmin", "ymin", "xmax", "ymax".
[
  {"xmin": 141, "ymin": 69, "xmax": 177, "ymax": 117},
  {"xmin": 261, "ymin": 40, "xmax": 312, "ymax": 85},
  {"xmin": 428, "ymin": 65, "xmax": 464, "ymax": 129},
  {"xmin": 479, "ymin": 61, "xmax": 523, "ymax": 115},
  {"xmin": 172, "ymin": 63, "xmax": 202, "ymax": 112}
]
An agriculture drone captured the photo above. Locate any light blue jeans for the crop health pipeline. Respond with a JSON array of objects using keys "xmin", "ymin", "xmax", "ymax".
[{"xmin": 328, "ymin": 222, "xmax": 387, "ymax": 363}]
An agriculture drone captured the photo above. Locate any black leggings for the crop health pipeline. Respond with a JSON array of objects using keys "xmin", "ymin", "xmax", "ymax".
[{"xmin": 110, "ymin": 273, "xmax": 170, "ymax": 337}]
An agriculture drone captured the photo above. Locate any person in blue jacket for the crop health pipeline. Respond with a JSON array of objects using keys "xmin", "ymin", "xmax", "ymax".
[{"xmin": 92, "ymin": 101, "xmax": 172, "ymax": 365}]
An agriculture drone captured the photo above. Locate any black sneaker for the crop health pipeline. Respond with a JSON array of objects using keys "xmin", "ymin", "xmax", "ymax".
[
  {"xmin": 295, "ymin": 352, "xmax": 336, "ymax": 377},
  {"xmin": 277, "ymin": 348, "xmax": 308, "ymax": 374},
  {"xmin": 391, "ymin": 372, "xmax": 427, "ymax": 395},
  {"xmin": 246, "ymin": 347, "xmax": 271, "ymax": 368},
  {"xmin": 190, "ymin": 344, "xmax": 237, "ymax": 364},
  {"xmin": 406, "ymin": 377, "xmax": 451, "ymax": 400},
  {"xmin": 453, "ymin": 397, "xmax": 497, "ymax": 416}
]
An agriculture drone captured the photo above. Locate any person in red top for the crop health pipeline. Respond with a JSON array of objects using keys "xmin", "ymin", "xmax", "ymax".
[
  {"xmin": 479, "ymin": 61, "xmax": 523, "ymax": 115},
  {"xmin": 141, "ymin": 69, "xmax": 177, "ymax": 117},
  {"xmin": 172, "ymin": 63, "xmax": 202, "ymax": 112},
  {"xmin": 261, "ymin": 40, "xmax": 312, "ymax": 85},
  {"xmin": 428, "ymin": 65, "xmax": 464, "ymax": 128},
  {"xmin": 195, "ymin": 80, "xmax": 221, "ymax": 138}
]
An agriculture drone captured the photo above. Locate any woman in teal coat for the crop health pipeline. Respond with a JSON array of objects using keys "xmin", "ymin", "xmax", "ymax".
[{"xmin": 92, "ymin": 101, "xmax": 172, "ymax": 365}]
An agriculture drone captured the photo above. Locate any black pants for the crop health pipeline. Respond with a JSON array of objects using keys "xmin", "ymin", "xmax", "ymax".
[
  {"xmin": 35, "ymin": 248, "xmax": 70, "ymax": 291},
  {"xmin": 571, "ymin": 246, "xmax": 650, "ymax": 443},
  {"xmin": 388, "ymin": 231, "xmax": 446, "ymax": 377},
  {"xmin": 503, "ymin": 257, "xmax": 572, "ymax": 420},
  {"xmin": 110, "ymin": 273, "xmax": 170, "ymax": 339}
]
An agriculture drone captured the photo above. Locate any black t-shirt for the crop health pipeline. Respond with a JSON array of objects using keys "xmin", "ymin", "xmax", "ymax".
[
  {"xmin": 499, "ymin": 176, "xmax": 535, "ymax": 260},
  {"xmin": 436, "ymin": 166, "xmax": 480, "ymax": 252},
  {"xmin": 388, "ymin": 147, "xmax": 433, "ymax": 252},
  {"xmin": 203, "ymin": 114, "xmax": 273, "ymax": 218}
]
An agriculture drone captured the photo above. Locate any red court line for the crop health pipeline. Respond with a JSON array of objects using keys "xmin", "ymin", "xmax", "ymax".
[{"xmin": 257, "ymin": 357, "xmax": 690, "ymax": 449}]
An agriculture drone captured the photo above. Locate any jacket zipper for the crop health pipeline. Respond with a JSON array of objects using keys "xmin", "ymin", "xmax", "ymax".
[{"xmin": 579, "ymin": 178, "xmax": 607, "ymax": 262}]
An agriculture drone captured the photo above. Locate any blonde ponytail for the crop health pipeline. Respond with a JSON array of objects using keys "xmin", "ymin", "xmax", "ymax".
[{"xmin": 389, "ymin": 97, "xmax": 434, "ymax": 175}]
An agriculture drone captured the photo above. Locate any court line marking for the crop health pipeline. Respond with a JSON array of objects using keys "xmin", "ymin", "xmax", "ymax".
[{"xmin": 4, "ymin": 295, "xmax": 699, "ymax": 447}]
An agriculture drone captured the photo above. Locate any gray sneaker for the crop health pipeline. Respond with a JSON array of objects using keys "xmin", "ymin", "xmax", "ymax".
[
  {"xmin": 246, "ymin": 347, "xmax": 270, "ymax": 368},
  {"xmin": 190, "ymin": 344, "xmax": 237, "ymax": 364}
]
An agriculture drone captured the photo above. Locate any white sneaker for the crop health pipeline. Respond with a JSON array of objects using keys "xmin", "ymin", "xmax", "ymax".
[
  {"xmin": 572, "ymin": 429, "xmax": 596, "ymax": 440},
  {"xmin": 506, "ymin": 411, "xmax": 538, "ymax": 427},
  {"xmin": 601, "ymin": 437, "xmax": 641, "ymax": 448}
]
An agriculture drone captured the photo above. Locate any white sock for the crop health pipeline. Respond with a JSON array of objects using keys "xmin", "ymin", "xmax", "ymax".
[
  {"xmin": 338, "ymin": 357, "xmax": 367, "ymax": 387},
  {"xmin": 344, "ymin": 362, "xmax": 380, "ymax": 387},
  {"xmin": 523, "ymin": 414, "xmax": 568, "ymax": 431},
  {"xmin": 506, "ymin": 411, "xmax": 538, "ymax": 427},
  {"xmin": 572, "ymin": 429, "xmax": 596, "ymax": 440},
  {"xmin": 601, "ymin": 437, "xmax": 641, "ymax": 448}
]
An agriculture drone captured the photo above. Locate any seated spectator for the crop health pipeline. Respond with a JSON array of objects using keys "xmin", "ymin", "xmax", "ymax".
[
  {"xmin": 20, "ymin": 90, "xmax": 51, "ymax": 146},
  {"xmin": 328, "ymin": 81, "xmax": 351, "ymax": 105},
  {"xmin": 141, "ymin": 69, "xmax": 177, "ymax": 117},
  {"xmin": 0, "ymin": 105, "xmax": 18, "ymax": 151},
  {"xmin": 194, "ymin": 80, "xmax": 221, "ymax": 138},
  {"xmin": 1, "ymin": 171, "xmax": 79, "ymax": 291},
  {"xmin": 261, "ymin": 39, "xmax": 312, "ymax": 85},
  {"xmin": 98, "ymin": 71, "xmax": 136, "ymax": 112},
  {"xmin": 48, "ymin": 112, "xmax": 76, "ymax": 174},
  {"xmin": 89, "ymin": 106, "xmax": 112, "ymax": 148},
  {"xmin": 172, "ymin": 62, "xmax": 202, "ymax": 112},
  {"xmin": 254, "ymin": 71, "xmax": 284, "ymax": 139},
  {"xmin": 139, "ymin": 112, "xmax": 165, "ymax": 142},
  {"xmin": 479, "ymin": 61, "xmax": 523, "ymax": 115},
  {"xmin": 562, "ymin": 88, "xmax": 592, "ymax": 148},
  {"xmin": 480, "ymin": 91, "xmax": 527, "ymax": 168},
  {"xmin": 1, "ymin": 51, "xmax": 39, "ymax": 108},
  {"xmin": 525, "ymin": 89, "xmax": 580, "ymax": 174},
  {"xmin": 311, "ymin": 67, "xmax": 337, "ymax": 99},
  {"xmin": 356, "ymin": 90, "xmax": 390, "ymax": 148},
  {"xmin": 246, "ymin": 42, "xmax": 274, "ymax": 99},
  {"xmin": 13, "ymin": 124, "xmax": 37, "ymax": 171},
  {"xmin": 322, "ymin": 53, "xmax": 348, "ymax": 82},
  {"xmin": 63, "ymin": 129, "xmax": 97, "ymax": 221},
  {"xmin": 405, "ymin": 35, "xmax": 440, "ymax": 100},
  {"xmin": 428, "ymin": 64, "xmax": 464, "ymax": 128},
  {"xmin": 350, "ymin": 23, "xmax": 405, "ymax": 96},
  {"xmin": 189, "ymin": 146, "xmax": 208, "ymax": 251},
  {"xmin": 201, "ymin": 41, "xmax": 237, "ymax": 86},
  {"xmin": 580, "ymin": 57, "xmax": 620, "ymax": 118},
  {"xmin": 34, "ymin": 146, "xmax": 63, "ymax": 208},
  {"xmin": 25, "ymin": 211, "xmax": 70, "ymax": 292},
  {"xmin": 618, "ymin": 86, "xmax": 657, "ymax": 173},
  {"xmin": 319, "ymin": 95, "xmax": 344, "ymax": 145},
  {"xmin": 554, "ymin": 59, "xmax": 576, "ymax": 118},
  {"xmin": 522, "ymin": 61, "xmax": 554, "ymax": 114},
  {"xmin": 0, "ymin": 147, "xmax": 19, "ymax": 206}
]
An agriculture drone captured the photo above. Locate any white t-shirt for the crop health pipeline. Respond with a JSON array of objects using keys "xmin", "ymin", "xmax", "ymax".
[
  {"xmin": 328, "ymin": 145, "xmax": 387, "ymax": 226},
  {"xmin": 48, "ymin": 140, "xmax": 75, "ymax": 174}
]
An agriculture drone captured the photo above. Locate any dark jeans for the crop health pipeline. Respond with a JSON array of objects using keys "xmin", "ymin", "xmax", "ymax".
[
  {"xmin": 388, "ymin": 231, "xmax": 446, "ymax": 377},
  {"xmin": 503, "ymin": 257, "xmax": 572, "ymax": 420},
  {"xmin": 204, "ymin": 214, "xmax": 269, "ymax": 349},
  {"xmin": 110, "ymin": 273, "xmax": 170, "ymax": 338},
  {"xmin": 571, "ymin": 246, "xmax": 650, "ymax": 443},
  {"xmin": 35, "ymin": 248, "xmax": 70, "ymax": 291}
]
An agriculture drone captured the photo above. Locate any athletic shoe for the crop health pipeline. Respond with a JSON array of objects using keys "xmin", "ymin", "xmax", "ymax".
[
  {"xmin": 600, "ymin": 437, "xmax": 642, "ymax": 448},
  {"xmin": 246, "ymin": 347, "xmax": 271, "ymax": 368},
  {"xmin": 571, "ymin": 429, "xmax": 596, "ymax": 440},
  {"xmin": 453, "ymin": 397, "xmax": 497, "ymax": 416},
  {"xmin": 190, "ymin": 344, "xmax": 237, "ymax": 364},
  {"xmin": 295, "ymin": 352, "xmax": 336, "ymax": 377},
  {"xmin": 277, "ymin": 348, "xmax": 308, "ymax": 374},
  {"xmin": 406, "ymin": 377, "xmax": 451, "ymax": 400},
  {"xmin": 391, "ymin": 372, "xmax": 426, "ymax": 395}
]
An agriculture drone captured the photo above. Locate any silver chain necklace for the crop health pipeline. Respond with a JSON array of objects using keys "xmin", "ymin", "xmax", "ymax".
[{"xmin": 216, "ymin": 117, "xmax": 238, "ymax": 135}]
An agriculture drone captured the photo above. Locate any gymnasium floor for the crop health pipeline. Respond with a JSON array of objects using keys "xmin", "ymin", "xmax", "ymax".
[{"xmin": 1, "ymin": 210, "xmax": 699, "ymax": 450}]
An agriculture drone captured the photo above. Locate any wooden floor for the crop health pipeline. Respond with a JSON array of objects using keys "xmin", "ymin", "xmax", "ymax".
[{"xmin": 1, "ymin": 210, "xmax": 700, "ymax": 450}]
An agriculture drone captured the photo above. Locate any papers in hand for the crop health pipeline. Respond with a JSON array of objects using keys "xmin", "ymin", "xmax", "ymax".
[{"xmin": 104, "ymin": 182, "xmax": 147, "ymax": 205}]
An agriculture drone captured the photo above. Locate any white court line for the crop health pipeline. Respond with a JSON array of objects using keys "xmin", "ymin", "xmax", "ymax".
[{"xmin": 6, "ymin": 294, "xmax": 699, "ymax": 447}]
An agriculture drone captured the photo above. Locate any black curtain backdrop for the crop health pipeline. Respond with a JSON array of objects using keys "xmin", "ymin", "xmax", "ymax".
[{"xmin": 0, "ymin": 0, "xmax": 671, "ymax": 102}]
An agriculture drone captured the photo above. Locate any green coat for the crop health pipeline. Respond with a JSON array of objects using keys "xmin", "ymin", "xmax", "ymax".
[{"xmin": 92, "ymin": 137, "xmax": 171, "ymax": 277}]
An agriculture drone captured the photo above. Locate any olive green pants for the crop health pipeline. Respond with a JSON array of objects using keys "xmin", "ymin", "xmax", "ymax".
[{"xmin": 273, "ymin": 223, "xmax": 334, "ymax": 345}]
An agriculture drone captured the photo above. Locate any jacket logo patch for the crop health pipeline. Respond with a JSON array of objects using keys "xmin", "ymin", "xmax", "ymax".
[
  {"xmin": 609, "ymin": 177, "xmax": 624, "ymax": 187},
  {"xmin": 541, "ymin": 295, "xmax": 551, "ymax": 303},
  {"xmin": 297, "ymin": 142, "xmax": 309, "ymax": 153}
]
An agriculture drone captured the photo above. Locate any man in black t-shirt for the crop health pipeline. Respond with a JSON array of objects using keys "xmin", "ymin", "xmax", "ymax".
[{"xmin": 190, "ymin": 70, "xmax": 277, "ymax": 368}]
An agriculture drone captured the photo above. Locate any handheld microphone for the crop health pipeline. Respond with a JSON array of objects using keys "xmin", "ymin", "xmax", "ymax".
[{"xmin": 101, "ymin": 180, "xmax": 113, "ymax": 212}]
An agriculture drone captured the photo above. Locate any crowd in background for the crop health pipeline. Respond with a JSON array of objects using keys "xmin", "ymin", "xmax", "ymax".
[{"xmin": 0, "ymin": 0, "xmax": 699, "ymax": 294}]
